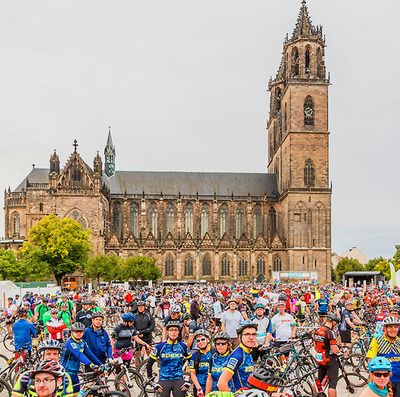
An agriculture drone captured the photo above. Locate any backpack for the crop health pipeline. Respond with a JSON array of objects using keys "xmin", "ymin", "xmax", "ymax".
[{"xmin": 194, "ymin": 347, "xmax": 216, "ymax": 372}]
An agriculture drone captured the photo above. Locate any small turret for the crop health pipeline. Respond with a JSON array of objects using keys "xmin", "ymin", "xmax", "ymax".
[
  {"xmin": 49, "ymin": 150, "xmax": 60, "ymax": 174},
  {"xmin": 93, "ymin": 151, "xmax": 102, "ymax": 175},
  {"xmin": 104, "ymin": 127, "xmax": 116, "ymax": 177}
]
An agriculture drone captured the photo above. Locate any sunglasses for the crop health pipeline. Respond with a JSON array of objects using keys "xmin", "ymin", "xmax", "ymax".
[
  {"xmin": 196, "ymin": 337, "xmax": 208, "ymax": 343},
  {"xmin": 372, "ymin": 372, "xmax": 390, "ymax": 378},
  {"xmin": 215, "ymin": 342, "xmax": 228, "ymax": 346}
]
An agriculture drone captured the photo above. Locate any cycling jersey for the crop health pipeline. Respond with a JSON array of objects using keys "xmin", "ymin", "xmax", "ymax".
[
  {"xmin": 314, "ymin": 326, "xmax": 337, "ymax": 365},
  {"xmin": 339, "ymin": 308, "xmax": 354, "ymax": 331},
  {"xmin": 83, "ymin": 325, "xmax": 113, "ymax": 364},
  {"xmin": 189, "ymin": 348, "xmax": 213, "ymax": 392},
  {"xmin": 12, "ymin": 370, "xmax": 74, "ymax": 397},
  {"xmin": 75, "ymin": 309, "xmax": 93, "ymax": 328},
  {"xmin": 112, "ymin": 323, "xmax": 137, "ymax": 350},
  {"xmin": 13, "ymin": 319, "xmax": 36, "ymax": 351},
  {"xmin": 149, "ymin": 340, "xmax": 191, "ymax": 381},
  {"xmin": 57, "ymin": 300, "xmax": 74, "ymax": 314},
  {"xmin": 316, "ymin": 298, "xmax": 329, "ymax": 314},
  {"xmin": 250, "ymin": 315, "xmax": 272, "ymax": 345},
  {"xmin": 208, "ymin": 351, "xmax": 233, "ymax": 391},
  {"xmin": 35, "ymin": 304, "xmax": 49, "ymax": 322},
  {"xmin": 223, "ymin": 343, "xmax": 254, "ymax": 391},
  {"xmin": 61, "ymin": 336, "xmax": 102, "ymax": 374},
  {"xmin": 374, "ymin": 311, "xmax": 389, "ymax": 337}
]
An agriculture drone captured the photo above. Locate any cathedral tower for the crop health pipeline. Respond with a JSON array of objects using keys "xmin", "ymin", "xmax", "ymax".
[
  {"xmin": 268, "ymin": 0, "xmax": 331, "ymax": 283},
  {"xmin": 104, "ymin": 127, "xmax": 116, "ymax": 177}
]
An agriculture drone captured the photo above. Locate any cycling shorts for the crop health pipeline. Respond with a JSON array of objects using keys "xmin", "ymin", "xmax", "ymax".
[
  {"xmin": 340, "ymin": 330, "xmax": 352, "ymax": 344},
  {"xmin": 318, "ymin": 360, "xmax": 339, "ymax": 389}
]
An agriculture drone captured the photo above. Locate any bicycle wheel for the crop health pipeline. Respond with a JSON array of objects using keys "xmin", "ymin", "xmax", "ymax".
[
  {"xmin": 349, "ymin": 353, "xmax": 368, "ymax": 373},
  {"xmin": 350, "ymin": 341, "xmax": 365, "ymax": 356},
  {"xmin": 116, "ymin": 367, "xmax": 144, "ymax": 390},
  {"xmin": 108, "ymin": 379, "xmax": 132, "ymax": 397},
  {"xmin": 101, "ymin": 391, "xmax": 128, "ymax": 397},
  {"xmin": 137, "ymin": 359, "xmax": 158, "ymax": 394},
  {"xmin": 3, "ymin": 334, "xmax": 14, "ymax": 353},
  {"xmin": 0, "ymin": 376, "xmax": 12, "ymax": 397},
  {"xmin": 337, "ymin": 372, "xmax": 368, "ymax": 394},
  {"xmin": 0, "ymin": 354, "xmax": 10, "ymax": 376}
]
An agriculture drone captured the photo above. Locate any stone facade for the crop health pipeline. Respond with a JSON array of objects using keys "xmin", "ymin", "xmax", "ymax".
[{"xmin": 3, "ymin": 1, "xmax": 332, "ymax": 284}]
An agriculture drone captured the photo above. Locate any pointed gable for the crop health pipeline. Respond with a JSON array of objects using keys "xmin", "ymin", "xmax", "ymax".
[
  {"xmin": 237, "ymin": 234, "xmax": 250, "ymax": 249},
  {"xmin": 219, "ymin": 233, "xmax": 231, "ymax": 249},
  {"xmin": 126, "ymin": 235, "xmax": 139, "ymax": 248},
  {"xmin": 271, "ymin": 235, "xmax": 285, "ymax": 250},
  {"xmin": 200, "ymin": 233, "xmax": 215, "ymax": 249},
  {"xmin": 144, "ymin": 233, "xmax": 157, "ymax": 249},
  {"xmin": 108, "ymin": 234, "xmax": 120, "ymax": 247},
  {"xmin": 182, "ymin": 233, "xmax": 195, "ymax": 249},
  {"xmin": 163, "ymin": 232, "xmax": 176, "ymax": 249},
  {"xmin": 254, "ymin": 235, "xmax": 268, "ymax": 250}
]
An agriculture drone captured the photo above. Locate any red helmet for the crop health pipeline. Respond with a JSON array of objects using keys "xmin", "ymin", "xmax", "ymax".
[{"xmin": 30, "ymin": 360, "xmax": 65, "ymax": 379}]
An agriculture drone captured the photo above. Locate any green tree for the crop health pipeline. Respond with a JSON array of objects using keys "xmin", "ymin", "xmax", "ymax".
[
  {"xmin": 331, "ymin": 264, "xmax": 337, "ymax": 283},
  {"xmin": 19, "ymin": 214, "xmax": 91, "ymax": 285},
  {"xmin": 374, "ymin": 260, "xmax": 391, "ymax": 280},
  {"xmin": 0, "ymin": 249, "xmax": 28, "ymax": 281},
  {"xmin": 365, "ymin": 256, "xmax": 386, "ymax": 271},
  {"xmin": 120, "ymin": 255, "xmax": 162, "ymax": 284},
  {"xmin": 335, "ymin": 257, "xmax": 365, "ymax": 282},
  {"xmin": 84, "ymin": 253, "xmax": 120, "ymax": 287}
]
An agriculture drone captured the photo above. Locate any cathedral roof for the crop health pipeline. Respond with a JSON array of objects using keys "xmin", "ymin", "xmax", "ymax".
[
  {"xmin": 291, "ymin": 0, "xmax": 323, "ymax": 41},
  {"xmin": 13, "ymin": 168, "xmax": 49, "ymax": 192},
  {"xmin": 104, "ymin": 171, "xmax": 278, "ymax": 198}
]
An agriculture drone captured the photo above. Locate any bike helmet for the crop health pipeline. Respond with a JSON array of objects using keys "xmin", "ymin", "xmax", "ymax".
[
  {"xmin": 170, "ymin": 306, "xmax": 181, "ymax": 314},
  {"xmin": 137, "ymin": 300, "xmax": 146, "ymax": 306},
  {"xmin": 39, "ymin": 339, "xmax": 63, "ymax": 353},
  {"xmin": 276, "ymin": 300, "xmax": 286, "ymax": 307},
  {"xmin": 248, "ymin": 367, "xmax": 283, "ymax": 393},
  {"xmin": 181, "ymin": 313, "xmax": 192, "ymax": 321},
  {"xmin": 254, "ymin": 303, "xmax": 265, "ymax": 310},
  {"xmin": 82, "ymin": 300, "xmax": 91, "ymax": 305},
  {"xmin": 49, "ymin": 308, "xmax": 58, "ymax": 314},
  {"xmin": 92, "ymin": 312, "xmax": 104, "ymax": 319},
  {"xmin": 165, "ymin": 321, "xmax": 182, "ymax": 330},
  {"xmin": 326, "ymin": 312, "xmax": 340, "ymax": 323},
  {"xmin": 368, "ymin": 357, "xmax": 392, "ymax": 372},
  {"xmin": 121, "ymin": 313, "xmax": 135, "ymax": 322},
  {"xmin": 194, "ymin": 329, "xmax": 211, "ymax": 340},
  {"xmin": 381, "ymin": 300, "xmax": 390, "ymax": 307},
  {"xmin": 31, "ymin": 360, "xmax": 65, "ymax": 378},
  {"xmin": 383, "ymin": 316, "xmax": 400, "ymax": 327},
  {"xmin": 17, "ymin": 307, "xmax": 28, "ymax": 316},
  {"xmin": 236, "ymin": 321, "xmax": 258, "ymax": 336},
  {"xmin": 278, "ymin": 293, "xmax": 287, "ymax": 301},
  {"xmin": 71, "ymin": 322, "xmax": 86, "ymax": 332},
  {"xmin": 390, "ymin": 305, "xmax": 400, "ymax": 313},
  {"xmin": 213, "ymin": 331, "xmax": 231, "ymax": 342},
  {"xmin": 234, "ymin": 389, "xmax": 272, "ymax": 397}
]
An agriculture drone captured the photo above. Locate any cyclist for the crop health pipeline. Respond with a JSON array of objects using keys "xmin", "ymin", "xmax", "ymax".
[
  {"xmin": 134, "ymin": 300, "xmax": 155, "ymax": 354},
  {"xmin": 271, "ymin": 301, "xmax": 297, "ymax": 350},
  {"xmin": 313, "ymin": 312, "xmax": 340, "ymax": 397},
  {"xmin": 205, "ymin": 332, "xmax": 233, "ymax": 394},
  {"xmin": 156, "ymin": 295, "xmax": 171, "ymax": 319},
  {"xmin": 13, "ymin": 307, "xmax": 36, "ymax": 356},
  {"xmin": 3, "ymin": 297, "xmax": 18, "ymax": 333},
  {"xmin": 182, "ymin": 313, "xmax": 200, "ymax": 349},
  {"xmin": 35, "ymin": 297, "xmax": 50, "ymax": 326},
  {"xmin": 218, "ymin": 321, "xmax": 257, "ymax": 392},
  {"xmin": 46, "ymin": 308, "xmax": 67, "ymax": 343},
  {"xmin": 75, "ymin": 300, "xmax": 93, "ymax": 328},
  {"xmin": 360, "ymin": 357, "xmax": 393, "ymax": 397},
  {"xmin": 57, "ymin": 293, "xmax": 75, "ymax": 319},
  {"xmin": 58, "ymin": 302, "xmax": 73, "ymax": 328},
  {"xmin": 367, "ymin": 316, "xmax": 400, "ymax": 396},
  {"xmin": 221, "ymin": 298, "xmax": 243, "ymax": 349},
  {"xmin": 315, "ymin": 292, "xmax": 332, "ymax": 322},
  {"xmin": 189, "ymin": 330, "xmax": 213, "ymax": 397},
  {"xmin": 83, "ymin": 312, "xmax": 112, "ymax": 364},
  {"xmin": 162, "ymin": 305, "xmax": 183, "ymax": 342},
  {"xmin": 250, "ymin": 303, "xmax": 273, "ymax": 362},
  {"xmin": 375, "ymin": 301, "xmax": 391, "ymax": 338},
  {"xmin": 61, "ymin": 322, "xmax": 103, "ymax": 395},
  {"xmin": 147, "ymin": 321, "xmax": 192, "ymax": 397},
  {"xmin": 295, "ymin": 293, "xmax": 310, "ymax": 324},
  {"xmin": 339, "ymin": 300, "xmax": 363, "ymax": 356}
]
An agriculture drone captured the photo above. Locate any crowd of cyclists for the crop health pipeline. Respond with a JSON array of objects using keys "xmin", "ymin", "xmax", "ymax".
[{"xmin": 1, "ymin": 282, "xmax": 400, "ymax": 397}]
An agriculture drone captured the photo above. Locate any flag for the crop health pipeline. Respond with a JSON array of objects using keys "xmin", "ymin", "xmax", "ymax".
[
  {"xmin": 390, "ymin": 262, "xmax": 397, "ymax": 288},
  {"xmin": 315, "ymin": 287, "xmax": 321, "ymax": 300}
]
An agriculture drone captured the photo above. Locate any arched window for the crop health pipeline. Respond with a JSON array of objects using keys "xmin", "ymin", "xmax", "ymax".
[
  {"xmin": 221, "ymin": 256, "xmax": 230, "ymax": 276},
  {"xmin": 69, "ymin": 209, "xmax": 88, "ymax": 229},
  {"xmin": 304, "ymin": 159, "xmax": 315, "ymax": 187},
  {"xmin": 304, "ymin": 96, "xmax": 315, "ymax": 126},
  {"xmin": 305, "ymin": 46, "xmax": 311, "ymax": 74},
  {"xmin": 268, "ymin": 207, "xmax": 277, "ymax": 241},
  {"xmin": 39, "ymin": 203, "xmax": 44, "ymax": 212},
  {"xmin": 291, "ymin": 47, "xmax": 299, "ymax": 76},
  {"xmin": 112, "ymin": 203, "xmax": 122, "ymax": 239},
  {"xmin": 275, "ymin": 87, "xmax": 282, "ymax": 112},
  {"xmin": 219, "ymin": 204, "xmax": 229, "ymax": 238},
  {"xmin": 273, "ymin": 256, "xmax": 282, "ymax": 272},
  {"xmin": 202, "ymin": 254, "xmax": 211, "ymax": 276},
  {"xmin": 257, "ymin": 255, "xmax": 266, "ymax": 274},
  {"xmin": 253, "ymin": 207, "xmax": 262, "ymax": 239},
  {"xmin": 149, "ymin": 204, "xmax": 158, "ymax": 237},
  {"xmin": 12, "ymin": 213, "xmax": 20, "ymax": 235},
  {"xmin": 166, "ymin": 204, "xmax": 174, "ymax": 236},
  {"xmin": 165, "ymin": 254, "xmax": 174, "ymax": 276},
  {"xmin": 236, "ymin": 205, "xmax": 244, "ymax": 238},
  {"xmin": 201, "ymin": 205, "xmax": 209, "ymax": 237},
  {"xmin": 239, "ymin": 256, "xmax": 248, "ymax": 276},
  {"xmin": 184, "ymin": 255, "xmax": 193, "ymax": 277},
  {"xmin": 284, "ymin": 103, "xmax": 287, "ymax": 133},
  {"xmin": 317, "ymin": 47, "xmax": 324, "ymax": 78},
  {"xmin": 184, "ymin": 204, "xmax": 193, "ymax": 236},
  {"xmin": 129, "ymin": 203, "xmax": 139, "ymax": 237}
]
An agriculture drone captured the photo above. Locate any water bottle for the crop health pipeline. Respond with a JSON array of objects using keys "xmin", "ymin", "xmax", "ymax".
[{"xmin": 77, "ymin": 388, "xmax": 85, "ymax": 397}]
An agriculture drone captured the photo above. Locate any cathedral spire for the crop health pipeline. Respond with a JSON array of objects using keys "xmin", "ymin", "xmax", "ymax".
[
  {"xmin": 291, "ymin": 0, "xmax": 322, "ymax": 40},
  {"xmin": 104, "ymin": 127, "xmax": 116, "ymax": 177}
]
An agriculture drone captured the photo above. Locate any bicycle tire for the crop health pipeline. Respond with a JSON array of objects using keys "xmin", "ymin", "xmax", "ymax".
[
  {"xmin": 350, "ymin": 341, "xmax": 365, "ymax": 356},
  {"xmin": 3, "ymin": 333, "xmax": 14, "ymax": 352},
  {"xmin": 337, "ymin": 372, "xmax": 368, "ymax": 393},
  {"xmin": 116, "ymin": 367, "xmax": 144, "ymax": 390},
  {"xmin": 101, "ymin": 391, "xmax": 128, "ymax": 397},
  {"xmin": 137, "ymin": 359, "xmax": 158, "ymax": 394},
  {"xmin": 0, "ymin": 376, "xmax": 12, "ymax": 397}
]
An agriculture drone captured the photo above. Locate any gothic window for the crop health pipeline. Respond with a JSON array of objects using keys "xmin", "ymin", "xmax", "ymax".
[
  {"xmin": 238, "ymin": 256, "xmax": 248, "ymax": 276},
  {"xmin": 304, "ymin": 96, "xmax": 315, "ymax": 126},
  {"xmin": 112, "ymin": 203, "xmax": 122, "ymax": 239},
  {"xmin": 257, "ymin": 255, "xmax": 266, "ymax": 274},
  {"xmin": 304, "ymin": 159, "xmax": 315, "ymax": 187},
  {"xmin": 149, "ymin": 204, "xmax": 158, "ymax": 237},
  {"xmin": 284, "ymin": 103, "xmax": 287, "ymax": 133},
  {"xmin": 166, "ymin": 204, "xmax": 174, "ymax": 236},
  {"xmin": 184, "ymin": 204, "xmax": 194, "ymax": 236},
  {"xmin": 221, "ymin": 255, "xmax": 230, "ymax": 276},
  {"xmin": 291, "ymin": 47, "xmax": 299, "ymax": 76},
  {"xmin": 268, "ymin": 207, "xmax": 277, "ymax": 241},
  {"xmin": 273, "ymin": 256, "xmax": 282, "ymax": 271},
  {"xmin": 317, "ymin": 47, "xmax": 324, "ymax": 78},
  {"xmin": 69, "ymin": 209, "xmax": 88, "ymax": 229},
  {"xmin": 253, "ymin": 207, "xmax": 262, "ymax": 239},
  {"xmin": 39, "ymin": 203, "xmax": 44, "ymax": 212},
  {"xmin": 275, "ymin": 87, "xmax": 282, "ymax": 112},
  {"xmin": 12, "ymin": 213, "xmax": 20, "ymax": 235},
  {"xmin": 201, "ymin": 205, "xmax": 209, "ymax": 237},
  {"xmin": 129, "ymin": 203, "xmax": 139, "ymax": 238},
  {"xmin": 184, "ymin": 255, "xmax": 193, "ymax": 277},
  {"xmin": 219, "ymin": 204, "xmax": 229, "ymax": 238},
  {"xmin": 165, "ymin": 254, "xmax": 174, "ymax": 276},
  {"xmin": 202, "ymin": 254, "xmax": 212, "ymax": 276},
  {"xmin": 236, "ymin": 205, "xmax": 244, "ymax": 238},
  {"xmin": 305, "ymin": 46, "xmax": 311, "ymax": 74}
]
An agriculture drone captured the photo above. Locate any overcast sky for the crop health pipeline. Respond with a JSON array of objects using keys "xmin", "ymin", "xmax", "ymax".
[{"xmin": 1, "ymin": 0, "xmax": 399, "ymax": 261}]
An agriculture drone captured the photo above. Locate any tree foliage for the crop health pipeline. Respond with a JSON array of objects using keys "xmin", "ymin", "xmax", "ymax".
[
  {"xmin": 335, "ymin": 257, "xmax": 364, "ymax": 282},
  {"xmin": 119, "ymin": 255, "xmax": 162, "ymax": 284},
  {"xmin": 19, "ymin": 214, "xmax": 91, "ymax": 285},
  {"xmin": 84, "ymin": 253, "xmax": 119, "ymax": 286},
  {"xmin": 0, "ymin": 249, "xmax": 27, "ymax": 281}
]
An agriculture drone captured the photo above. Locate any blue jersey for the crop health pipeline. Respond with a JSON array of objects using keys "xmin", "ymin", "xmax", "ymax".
[
  {"xmin": 224, "ymin": 344, "xmax": 254, "ymax": 391},
  {"xmin": 317, "ymin": 298, "xmax": 329, "ymax": 314},
  {"xmin": 61, "ymin": 337, "xmax": 102, "ymax": 374},
  {"xmin": 149, "ymin": 340, "xmax": 191, "ymax": 381},
  {"xmin": 13, "ymin": 319, "xmax": 36, "ymax": 351},
  {"xmin": 209, "ymin": 351, "xmax": 233, "ymax": 391},
  {"xmin": 189, "ymin": 348, "xmax": 213, "ymax": 391}
]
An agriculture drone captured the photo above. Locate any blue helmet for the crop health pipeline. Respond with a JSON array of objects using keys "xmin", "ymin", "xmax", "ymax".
[
  {"xmin": 255, "ymin": 303, "xmax": 265, "ymax": 310},
  {"xmin": 368, "ymin": 357, "xmax": 392, "ymax": 373},
  {"xmin": 121, "ymin": 313, "xmax": 135, "ymax": 322}
]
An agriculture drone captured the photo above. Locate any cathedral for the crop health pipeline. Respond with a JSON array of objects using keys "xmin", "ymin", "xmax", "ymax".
[{"xmin": 3, "ymin": 1, "xmax": 332, "ymax": 284}]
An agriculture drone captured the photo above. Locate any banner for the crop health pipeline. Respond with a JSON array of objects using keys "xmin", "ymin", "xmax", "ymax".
[{"xmin": 390, "ymin": 263, "xmax": 397, "ymax": 288}]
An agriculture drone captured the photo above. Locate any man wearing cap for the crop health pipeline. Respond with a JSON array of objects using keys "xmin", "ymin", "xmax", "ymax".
[
  {"xmin": 75, "ymin": 301, "xmax": 93, "ymax": 329},
  {"xmin": 221, "ymin": 298, "xmax": 243, "ymax": 349},
  {"xmin": 134, "ymin": 301, "xmax": 155, "ymax": 353},
  {"xmin": 339, "ymin": 300, "xmax": 362, "ymax": 355},
  {"xmin": 83, "ymin": 313, "xmax": 112, "ymax": 364},
  {"xmin": 46, "ymin": 308, "xmax": 67, "ymax": 343},
  {"xmin": 271, "ymin": 301, "xmax": 297, "ymax": 349}
]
